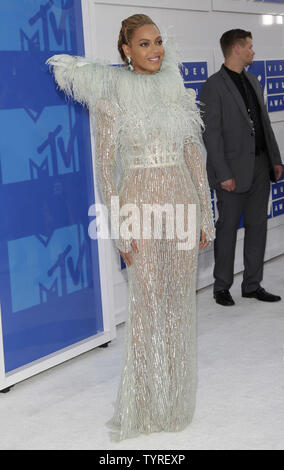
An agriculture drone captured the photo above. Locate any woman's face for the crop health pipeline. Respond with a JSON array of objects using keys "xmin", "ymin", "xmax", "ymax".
[{"xmin": 122, "ymin": 24, "xmax": 165, "ymax": 74}]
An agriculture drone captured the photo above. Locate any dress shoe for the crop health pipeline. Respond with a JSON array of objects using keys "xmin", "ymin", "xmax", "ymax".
[
  {"xmin": 242, "ymin": 286, "xmax": 281, "ymax": 302},
  {"xmin": 213, "ymin": 289, "xmax": 235, "ymax": 306}
]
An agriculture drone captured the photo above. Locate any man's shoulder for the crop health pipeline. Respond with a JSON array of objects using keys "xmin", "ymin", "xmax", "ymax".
[{"xmin": 204, "ymin": 69, "xmax": 224, "ymax": 86}]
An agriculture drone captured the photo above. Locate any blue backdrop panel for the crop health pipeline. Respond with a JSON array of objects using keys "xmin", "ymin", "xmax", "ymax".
[
  {"xmin": 245, "ymin": 60, "xmax": 284, "ymax": 112},
  {"xmin": 0, "ymin": 0, "xmax": 103, "ymax": 373}
]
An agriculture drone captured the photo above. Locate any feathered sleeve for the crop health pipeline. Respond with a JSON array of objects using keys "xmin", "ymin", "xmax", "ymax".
[
  {"xmin": 46, "ymin": 55, "xmax": 133, "ymax": 252},
  {"xmin": 183, "ymin": 88, "xmax": 215, "ymax": 242},
  {"xmin": 46, "ymin": 54, "xmax": 117, "ymax": 108}
]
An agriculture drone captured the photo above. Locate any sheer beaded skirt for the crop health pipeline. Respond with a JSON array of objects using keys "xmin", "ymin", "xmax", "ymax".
[{"xmin": 106, "ymin": 164, "xmax": 202, "ymax": 442}]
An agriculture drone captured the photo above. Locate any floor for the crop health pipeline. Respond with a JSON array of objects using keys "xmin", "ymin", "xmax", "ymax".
[{"xmin": 0, "ymin": 255, "xmax": 283, "ymax": 450}]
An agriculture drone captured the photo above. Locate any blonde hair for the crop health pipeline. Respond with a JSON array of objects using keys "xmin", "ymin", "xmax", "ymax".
[{"xmin": 118, "ymin": 14, "xmax": 157, "ymax": 62}]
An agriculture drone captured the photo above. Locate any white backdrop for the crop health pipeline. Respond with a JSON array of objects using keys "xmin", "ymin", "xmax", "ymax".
[{"xmin": 82, "ymin": 0, "xmax": 284, "ymax": 325}]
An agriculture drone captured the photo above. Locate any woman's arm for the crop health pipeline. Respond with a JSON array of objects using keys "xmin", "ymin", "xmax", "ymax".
[
  {"xmin": 94, "ymin": 101, "xmax": 132, "ymax": 253},
  {"xmin": 46, "ymin": 54, "xmax": 113, "ymax": 108}
]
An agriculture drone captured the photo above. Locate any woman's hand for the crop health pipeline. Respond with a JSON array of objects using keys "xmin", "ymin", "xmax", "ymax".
[
  {"xmin": 119, "ymin": 239, "xmax": 139, "ymax": 267},
  {"xmin": 200, "ymin": 230, "xmax": 209, "ymax": 250}
]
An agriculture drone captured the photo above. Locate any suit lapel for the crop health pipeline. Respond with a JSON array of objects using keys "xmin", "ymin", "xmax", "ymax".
[{"xmin": 220, "ymin": 66, "xmax": 252, "ymax": 126}]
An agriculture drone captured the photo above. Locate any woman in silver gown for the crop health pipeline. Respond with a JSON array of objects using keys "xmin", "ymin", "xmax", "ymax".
[{"xmin": 47, "ymin": 14, "xmax": 215, "ymax": 442}]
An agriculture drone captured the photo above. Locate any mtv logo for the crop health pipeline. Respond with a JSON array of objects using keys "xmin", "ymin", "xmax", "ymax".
[
  {"xmin": 20, "ymin": 29, "xmax": 40, "ymax": 51},
  {"xmin": 37, "ymin": 120, "xmax": 80, "ymax": 177},
  {"xmin": 39, "ymin": 278, "xmax": 59, "ymax": 303},
  {"xmin": 8, "ymin": 224, "xmax": 88, "ymax": 312},
  {"xmin": 0, "ymin": 105, "xmax": 79, "ymax": 185},
  {"xmin": 29, "ymin": 157, "xmax": 49, "ymax": 179}
]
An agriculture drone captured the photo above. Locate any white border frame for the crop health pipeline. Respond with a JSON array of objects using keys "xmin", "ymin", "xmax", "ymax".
[
  {"xmin": 212, "ymin": 0, "xmax": 284, "ymax": 15},
  {"xmin": 0, "ymin": 0, "xmax": 116, "ymax": 392},
  {"xmin": 0, "ymin": 301, "xmax": 114, "ymax": 391}
]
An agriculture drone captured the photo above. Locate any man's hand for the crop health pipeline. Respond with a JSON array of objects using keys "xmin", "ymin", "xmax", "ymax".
[
  {"xmin": 274, "ymin": 165, "xmax": 283, "ymax": 181},
  {"xmin": 220, "ymin": 178, "xmax": 236, "ymax": 192}
]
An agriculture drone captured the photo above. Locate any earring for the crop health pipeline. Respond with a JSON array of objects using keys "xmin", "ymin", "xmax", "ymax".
[{"xmin": 126, "ymin": 56, "xmax": 134, "ymax": 72}]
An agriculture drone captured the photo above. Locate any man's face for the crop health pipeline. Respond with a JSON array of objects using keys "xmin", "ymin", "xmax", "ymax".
[{"xmin": 239, "ymin": 37, "xmax": 255, "ymax": 66}]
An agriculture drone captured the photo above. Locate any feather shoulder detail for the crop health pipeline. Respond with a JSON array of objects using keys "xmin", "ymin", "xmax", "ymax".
[
  {"xmin": 46, "ymin": 54, "xmax": 119, "ymax": 108},
  {"xmin": 46, "ymin": 37, "xmax": 204, "ymax": 145}
]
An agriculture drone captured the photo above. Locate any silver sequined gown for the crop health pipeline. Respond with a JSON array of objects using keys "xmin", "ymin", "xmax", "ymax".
[{"xmin": 47, "ymin": 40, "xmax": 215, "ymax": 442}]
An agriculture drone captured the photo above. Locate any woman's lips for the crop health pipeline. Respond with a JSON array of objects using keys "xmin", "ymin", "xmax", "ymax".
[{"xmin": 148, "ymin": 57, "xmax": 160, "ymax": 62}]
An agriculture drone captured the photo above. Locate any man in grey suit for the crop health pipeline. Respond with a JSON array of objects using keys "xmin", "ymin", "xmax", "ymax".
[{"xmin": 200, "ymin": 29, "xmax": 283, "ymax": 306}]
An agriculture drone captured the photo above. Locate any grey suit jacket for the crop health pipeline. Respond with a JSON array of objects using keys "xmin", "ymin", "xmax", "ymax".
[{"xmin": 200, "ymin": 65, "xmax": 282, "ymax": 193}]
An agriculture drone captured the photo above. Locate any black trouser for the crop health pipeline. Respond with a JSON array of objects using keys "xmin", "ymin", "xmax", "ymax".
[{"xmin": 213, "ymin": 150, "xmax": 271, "ymax": 294}]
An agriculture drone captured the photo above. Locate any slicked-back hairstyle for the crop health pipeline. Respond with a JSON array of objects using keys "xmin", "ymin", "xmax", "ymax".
[{"xmin": 220, "ymin": 29, "xmax": 252, "ymax": 58}]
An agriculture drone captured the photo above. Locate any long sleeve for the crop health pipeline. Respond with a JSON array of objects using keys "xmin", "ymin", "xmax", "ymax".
[
  {"xmin": 94, "ymin": 101, "xmax": 132, "ymax": 253},
  {"xmin": 46, "ymin": 54, "xmax": 116, "ymax": 108},
  {"xmin": 184, "ymin": 140, "xmax": 215, "ymax": 242},
  {"xmin": 200, "ymin": 80, "xmax": 233, "ymax": 183},
  {"xmin": 47, "ymin": 55, "xmax": 131, "ymax": 252}
]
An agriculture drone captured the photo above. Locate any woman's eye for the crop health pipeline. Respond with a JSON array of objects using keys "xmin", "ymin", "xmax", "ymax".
[{"xmin": 140, "ymin": 40, "xmax": 163, "ymax": 47}]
